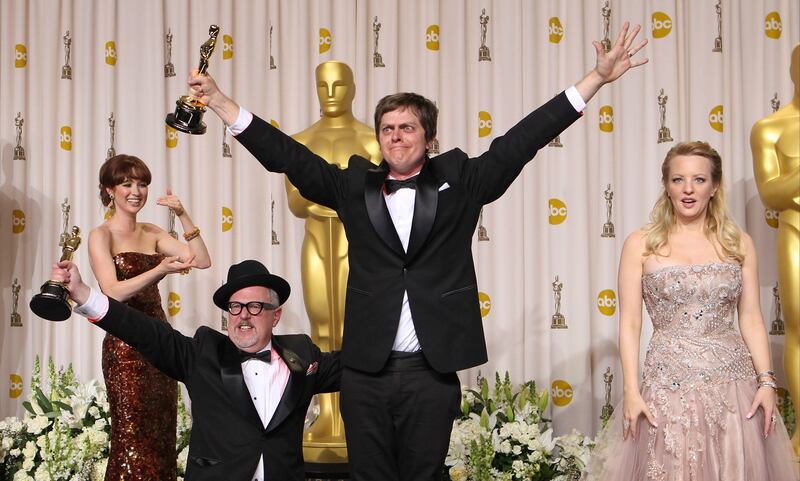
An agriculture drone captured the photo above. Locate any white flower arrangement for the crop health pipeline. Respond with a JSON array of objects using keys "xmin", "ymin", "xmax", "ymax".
[
  {"xmin": 445, "ymin": 372, "xmax": 594, "ymax": 481},
  {"xmin": 0, "ymin": 357, "xmax": 190, "ymax": 481}
]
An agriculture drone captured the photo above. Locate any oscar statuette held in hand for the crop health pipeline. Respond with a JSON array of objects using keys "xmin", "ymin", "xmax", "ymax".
[
  {"xmin": 30, "ymin": 226, "xmax": 82, "ymax": 321},
  {"xmin": 165, "ymin": 25, "xmax": 220, "ymax": 134}
]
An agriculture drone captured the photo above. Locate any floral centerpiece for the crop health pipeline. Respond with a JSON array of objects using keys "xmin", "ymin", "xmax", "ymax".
[
  {"xmin": 446, "ymin": 372, "xmax": 593, "ymax": 481},
  {"xmin": 0, "ymin": 357, "xmax": 190, "ymax": 481}
]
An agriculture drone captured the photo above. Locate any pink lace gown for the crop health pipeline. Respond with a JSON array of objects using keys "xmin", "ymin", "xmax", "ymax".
[{"xmin": 585, "ymin": 263, "xmax": 798, "ymax": 481}]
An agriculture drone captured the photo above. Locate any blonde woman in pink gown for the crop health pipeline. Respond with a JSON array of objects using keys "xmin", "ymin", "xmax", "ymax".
[{"xmin": 585, "ymin": 141, "xmax": 798, "ymax": 481}]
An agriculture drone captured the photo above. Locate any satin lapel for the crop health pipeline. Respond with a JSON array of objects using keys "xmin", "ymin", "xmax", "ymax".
[
  {"xmin": 364, "ymin": 165, "xmax": 405, "ymax": 256},
  {"xmin": 406, "ymin": 160, "xmax": 438, "ymax": 261},
  {"xmin": 218, "ymin": 341, "xmax": 263, "ymax": 428},
  {"xmin": 265, "ymin": 342, "xmax": 306, "ymax": 433}
]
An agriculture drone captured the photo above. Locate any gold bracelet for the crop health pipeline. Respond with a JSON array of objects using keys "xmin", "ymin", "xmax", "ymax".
[{"xmin": 183, "ymin": 227, "xmax": 200, "ymax": 241}]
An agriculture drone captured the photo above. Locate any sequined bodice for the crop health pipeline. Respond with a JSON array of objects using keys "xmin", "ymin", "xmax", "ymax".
[
  {"xmin": 641, "ymin": 263, "xmax": 754, "ymax": 392},
  {"xmin": 113, "ymin": 251, "xmax": 165, "ymax": 317}
]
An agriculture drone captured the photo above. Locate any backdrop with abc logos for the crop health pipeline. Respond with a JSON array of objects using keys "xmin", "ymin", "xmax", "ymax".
[{"xmin": 1, "ymin": 0, "xmax": 798, "ymax": 439}]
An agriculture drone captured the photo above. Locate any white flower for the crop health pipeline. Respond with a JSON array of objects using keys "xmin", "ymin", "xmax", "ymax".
[
  {"xmin": 91, "ymin": 458, "xmax": 108, "ymax": 481},
  {"xmin": 25, "ymin": 416, "xmax": 49, "ymax": 435},
  {"xmin": 22, "ymin": 440, "xmax": 37, "ymax": 459},
  {"xmin": 88, "ymin": 406, "xmax": 100, "ymax": 418},
  {"xmin": 449, "ymin": 464, "xmax": 469, "ymax": 481},
  {"xmin": 93, "ymin": 418, "xmax": 107, "ymax": 430},
  {"xmin": 177, "ymin": 446, "xmax": 189, "ymax": 473}
]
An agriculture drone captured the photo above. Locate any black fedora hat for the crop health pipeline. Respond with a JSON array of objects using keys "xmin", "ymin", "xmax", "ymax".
[{"xmin": 213, "ymin": 260, "xmax": 291, "ymax": 310}]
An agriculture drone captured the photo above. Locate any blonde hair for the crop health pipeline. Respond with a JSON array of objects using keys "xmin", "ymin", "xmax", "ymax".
[{"xmin": 643, "ymin": 141, "xmax": 743, "ymax": 263}]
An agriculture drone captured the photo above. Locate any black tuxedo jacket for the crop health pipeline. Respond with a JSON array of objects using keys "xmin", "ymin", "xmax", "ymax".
[
  {"xmin": 95, "ymin": 298, "xmax": 340, "ymax": 481},
  {"xmin": 237, "ymin": 92, "xmax": 580, "ymax": 374}
]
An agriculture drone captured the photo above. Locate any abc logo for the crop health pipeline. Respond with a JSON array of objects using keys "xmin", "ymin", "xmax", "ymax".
[
  {"xmin": 765, "ymin": 12, "xmax": 782, "ymax": 39},
  {"xmin": 222, "ymin": 206, "xmax": 234, "ymax": 232},
  {"xmin": 599, "ymin": 105, "xmax": 614, "ymax": 132},
  {"xmin": 548, "ymin": 198, "xmax": 567, "ymax": 225},
  {"xmin": 166, "ymin": 125, "xmax": 178, "ymax": 148},
  {"xmin": 426, "ymin": 25, "xmax": 440, "ymax": 51},
  {"xmin": 478, "ymin": 111, "xmax": 493, "ymax": 137},
  {"xmin": 708, "ymin": 105, "xmax": 723, "ymax": 132},
  {"xmin": 59, "ymin": 126, "xmax": 73, "ymax": 151},
  {"xmin": 478, "ymin": 291, "xmax": 492, "ymax": 318},
  {"xmin": 548, "ymin": 17, "xmax": 564, "ymax": 44},
  {"xmin": 167, "ymin": 292, "xmax": 181, "ymax": 317},
  {"xmin": 223, "ymin": 34, "xmax": 234, "ymax": 59},
  {"xmin": 12, "ymin": 209, "xmax": 26, "ymax": 234},
  {"xmin": 551, "ymin": 379, "xmax": 573, "ymax": 407},
  {"xmin": 597, "ymin": 289, "xmax": 617, "ymax": 316},
  {"xmin": 105, "ymin": 41, "xmax": 117, "ymax": 65},
  {"xmin": 15, "ymin": 44, "xmax": 27, "ymax": 68},
  {"xmin": 319, "ymin": 28, "xmax": 332, "ymax": 53},
  {"xmin": 9, "ymin": 374, "xmax": 23, "ymax": 398},
  {"xmin": 765, "ymin": 209, "xmax": 779, "ymax": 228},
  {"xmin": 270, "ymin": 119, "xmax": 281, "ymax": 130},
  {"xmin": 651, "ymin": 12, "xmax": 673, "ymax": 38}
]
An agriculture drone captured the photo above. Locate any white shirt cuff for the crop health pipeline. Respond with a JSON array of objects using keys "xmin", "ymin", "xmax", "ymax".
[
  {"xmin": 73, "ymin": 288, "xmax": 109, "ymax": 322},
  {"xmin": 227, "ymin": 106, "xmax": 254, "ymax": 136},
  {"xmin": 565, "ymin": 86, "xmax": 586, "ymax": 113}
]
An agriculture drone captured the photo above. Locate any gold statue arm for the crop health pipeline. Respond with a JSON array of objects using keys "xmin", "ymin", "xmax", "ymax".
[
  {"xmin": 751, "ymin": 123, "xmax": 800, "ymax": 211},
  {"xmin": 285, "ymin": 176, "xmax": 338, "ymax": 219}
]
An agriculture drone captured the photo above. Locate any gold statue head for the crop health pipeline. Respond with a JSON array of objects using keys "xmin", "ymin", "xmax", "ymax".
[
  {"xmin": 791, "ymin": 43, "xmax": 799, "ymax": 97},
  {"xmin": 315, "ymin": 61, "xmax": 355, "ymax": 117}
]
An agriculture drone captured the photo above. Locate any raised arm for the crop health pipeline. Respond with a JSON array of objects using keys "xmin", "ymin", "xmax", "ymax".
[
  {"xmin": 88, "ymin": 226, "xmax": 196, "ymax": 302},
  {"xmin": 737, "ymin": 233, "xmax": 778, "ymax": 437},
  {"xmin": 155, "ymin": 190, "xmax": 212, "ymax": 269},
  {"xmin": 575, "ymin": 21, "xmax": 649, "ymax": 104},
  {"xmin": 618, "ymin": 231, "xmax": 657, "ymax": 440}
]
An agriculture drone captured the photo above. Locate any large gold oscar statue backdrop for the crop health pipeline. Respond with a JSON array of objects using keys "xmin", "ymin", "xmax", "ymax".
[
  {"xmin": 286, "ymin": 61, "xmax": 382, "ymax": 463},
  {"xmin": 751, "ymin": 43, "xmax": 800, "ymax": 457}
]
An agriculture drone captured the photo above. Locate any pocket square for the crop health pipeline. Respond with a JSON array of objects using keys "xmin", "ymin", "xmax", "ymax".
[
  {"xmin": 439, "ymin": 182, "xmax": 450, "ymax": 192},
  {"xmin": 306, "ymin": 361, "xmax": 318, "ymax": 376}
]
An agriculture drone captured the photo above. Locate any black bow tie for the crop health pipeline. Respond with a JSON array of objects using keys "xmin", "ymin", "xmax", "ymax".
[
  {"xmin": 385, "ymin": 177, "xmax": 418, "ymax": 194},
  {"xmin": 239, "ymin": 349, "xmax": 271, "ymax": 363}
]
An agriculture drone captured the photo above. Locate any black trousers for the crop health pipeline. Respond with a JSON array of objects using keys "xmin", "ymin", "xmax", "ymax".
[{"xmin": 340, "ymin": 351, "xmax": 461, "ymax": 481}]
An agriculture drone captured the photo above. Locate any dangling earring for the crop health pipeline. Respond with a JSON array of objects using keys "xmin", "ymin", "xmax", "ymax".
[{"xmin": 107, "ymin": 194, "xmax": 116, "ymax": 214}]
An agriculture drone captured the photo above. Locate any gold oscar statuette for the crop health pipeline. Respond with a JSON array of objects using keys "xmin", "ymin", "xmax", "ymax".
[
  {"xmin": 601, "ymin": 1, "xmax": 612, "ymax": 53},
  {"xmin": 61, "ymin": 30, "xmax": 72, "ymax": 80},
  {"xmin": 30, "ymin": 226, "xmax": 82, "ymax": 321},
  {"xmin": 107, "ymin": 113, "xmax": 116, "ymax": 160},
  {"xmin": 10, "ymin": 278, "xmax": 22, "ymax": 327},
  {"xmin": 770, "ymin": 283, "xmax": 785, "ymax": 336},
  {"xmin": 286, "ymin": 61, "xmax": 382, "ymax": 464},
  {"xmin": 373, "ymin": 17, "xmax": 385, "ymax": 68},
  {"xmin": 551, "ymin": 276, "xmax": 567, "ymax": 329},
  {"xmin": 657, "ymin": 88, "xmax": 673, "ymax": 144},
  {"xmin": 478, "ymin": 9, "xmax": 491, "ymax": 62},
  {"xmin": 601, "ymin": 184, "xmax": 615, "ymax": 238},
  {"xmin": 222, "ymin": 123, "xmax": 232, "ymax": 158},
  {"xmin": 269, "ymin": 24, "xmax": 277, "ymax": 70},
  {"xmin": 164, "ymin": 29, "xmax": 176, "ymax": 78},
  {"xmin": 600, "ymin": 367, "xmax": 614, "ymax": 423},
  {"xmin": 548, "ymin": 135, "xmax": 563, "ymax": 148},
  {"xmin": 750, "ymin": 43, "xmax": 800, "ymax": 456},
  {"xmin": 271, "ymin": 199, "xmax": 280, "ymax": 246},
  {"xmin": 478, "ymin": 207, "xmax": 490, "ymax": 242},
  {"xmin": 713, "ymin": 0, "xmax": 722, "ymax": 53},
  {"xmin": 165, "ymin": 25, "xmax": 220, "ymax": 135},
  {"xmin": 13, "ymin": 112, "xmax": 25, "ymax": 160}
]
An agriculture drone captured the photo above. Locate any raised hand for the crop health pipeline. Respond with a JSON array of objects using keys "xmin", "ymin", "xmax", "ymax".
[
  {"xmin": 593, "ymin": 21, "xmax": 649, "ymax": 84},
  {"xmin": 156, "ymin": 189, "xmax": 185, "ymax": 217}
]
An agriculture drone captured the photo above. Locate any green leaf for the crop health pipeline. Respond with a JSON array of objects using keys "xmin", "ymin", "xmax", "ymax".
[
  {"xmin": 538, "ymin": 389, "xmax": 549, "ymax": 414},
  {"xmin": 34, "ymin": 386, "xmax": 53, "ymax": 413},
  {"xmin": 505, "ymin": 405, "xmax": 515, "ymax": 422},
  {"xmin": 480, "ymin": 377, "xmax": 489, "ymax": 400},
  {"xmin": 479, "ymin": 407, "xmax": 489, "ymax": 429},
  {"xmin": 22, "ymin": 401, "xmax": 35, "ymax": 415}
]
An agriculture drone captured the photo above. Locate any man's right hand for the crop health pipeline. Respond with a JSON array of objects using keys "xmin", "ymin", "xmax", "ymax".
[
  {"xmin": 186, "ymin": 70, "xmax": 241, "ymax": 126},
  {"xmin": 51, "ymin": 261, "xmax": 91, "ymax": 306}
]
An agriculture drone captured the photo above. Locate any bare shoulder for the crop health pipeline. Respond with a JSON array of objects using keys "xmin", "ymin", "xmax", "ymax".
[
  {"xmin": 89, "ymin": 224, "xmax": 111, "ymax": 242},
  {"xmin": 623, "ymin": 229, "xmax": 647, "ymax": 252},
  {"xmin": 739, "ymin": 230, "xmax": 755, "ymax": 255}
]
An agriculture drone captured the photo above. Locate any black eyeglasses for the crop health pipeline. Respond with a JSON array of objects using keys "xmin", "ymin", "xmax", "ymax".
[{"xmin": 227, "ymin": 301, "xmax": 278, "ymax": 316}]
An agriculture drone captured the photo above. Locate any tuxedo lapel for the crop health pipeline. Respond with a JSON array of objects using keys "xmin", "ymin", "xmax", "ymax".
[
  {"xmin": 364, "ymin": 165, "xmax": 405, "ymax": 256},
  {"xmin": 218, "ymin": 341, "xmax": 263, "ymax": 428},
  {"xmin": 265, "ymin": 342, "xmax": 305, "ymax": 433},
  {"xmin": 406, "ymin": 159, "xmax": 438, "ymax": 261}
]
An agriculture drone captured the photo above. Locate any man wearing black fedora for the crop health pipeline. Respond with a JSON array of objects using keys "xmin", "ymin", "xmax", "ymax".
[{"xmin": 47, "ymin": 258, "xmax": 340, "ymax": 481}]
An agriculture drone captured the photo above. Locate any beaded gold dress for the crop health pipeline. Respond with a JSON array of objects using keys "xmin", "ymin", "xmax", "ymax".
[
  {"xmin": 585, "ymin": 263, "xmax": 798, "ymax": 481},
  {"xmin": 102, "ymin": 252, "xmax": 177, "ymax": 481}
]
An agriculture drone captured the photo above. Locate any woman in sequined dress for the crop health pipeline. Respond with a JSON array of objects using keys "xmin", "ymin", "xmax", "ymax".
[
  {"xmin": 88, "ymin": 155, "xmax": 211, "ymax": 480},
  {"xmin": 585, "ymin": 142, "xmax": 798, "ymax": 480}
]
